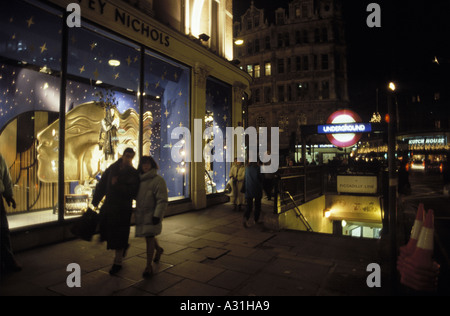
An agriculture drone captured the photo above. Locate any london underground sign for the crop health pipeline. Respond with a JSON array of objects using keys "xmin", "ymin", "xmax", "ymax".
[{"xmin": 318, "ymin": 110, "xmax": 370, "ymax": 148}]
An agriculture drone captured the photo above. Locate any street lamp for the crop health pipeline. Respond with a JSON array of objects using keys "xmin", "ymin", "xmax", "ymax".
[
  {"xmin": 387, "ymin": 81, "xmax": 397, "ymax": 293},
  {"xmin": 234, "ymin": 39, "xmax": 244, "ymax": 46},
  {"xmin": 388, "ymin": 82, "xmax": 396, "ymax": 92}
]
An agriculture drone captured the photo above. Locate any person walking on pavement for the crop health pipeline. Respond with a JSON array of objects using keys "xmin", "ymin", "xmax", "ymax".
[
  {"xmin": 229, "ymin": 159, "xmax": 245, "ymax": 211},
  {"xmin": 135, "ymin": 156, "xmax": 168, "ymax": 278},
  {"xmin": 92, "ymin": 147, "xmax": 140, "ymax": 275},
  {"xmin": 0, "ymin": 153, "xmax": 21, "ymax": 274},
  {"xmin": 243, "ymin": 161, "xmax": 263, "ymax": 228}
]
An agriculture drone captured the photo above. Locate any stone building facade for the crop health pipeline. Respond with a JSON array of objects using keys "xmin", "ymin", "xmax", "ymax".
[{"xmin": 234, "ymin": 0, "xmax": 349, "ymax": 154}]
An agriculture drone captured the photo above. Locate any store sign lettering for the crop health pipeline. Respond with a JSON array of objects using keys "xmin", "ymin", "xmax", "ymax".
[
  {"xmin": 115, "ymin": 9, "xmax": 170, "ymax": 47},
  {"xmin": 65, "ymin": 0, "xmax": 170, "ymax": 47},
  {"xmin": 318, "ymin": 123, "xmax": 371, "ymax": 134},
  {"xmin": 408, "ymin": 137, "xmax": 446, "ymax": 145}
]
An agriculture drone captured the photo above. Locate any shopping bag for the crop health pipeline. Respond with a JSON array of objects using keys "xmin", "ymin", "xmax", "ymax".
[{"xmin": 70, "ymin": 208, "xmax": 99, "ymax": 241}]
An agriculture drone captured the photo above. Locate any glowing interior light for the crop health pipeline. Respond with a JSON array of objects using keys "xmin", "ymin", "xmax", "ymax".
[{"xmin": 108, "ymin": 59, "xmax": 121, "ymax": 67}]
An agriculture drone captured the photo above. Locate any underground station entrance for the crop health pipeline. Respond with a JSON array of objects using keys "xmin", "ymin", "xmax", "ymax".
[{"xmin": 271, "ymin": 110, "xmax": 387, "ymax": 239}]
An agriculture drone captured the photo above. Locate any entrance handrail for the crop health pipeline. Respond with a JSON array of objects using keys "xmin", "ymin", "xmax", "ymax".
[{"xmin": 281, "ymin": 190, "xmax": 313, "ymax": 232}]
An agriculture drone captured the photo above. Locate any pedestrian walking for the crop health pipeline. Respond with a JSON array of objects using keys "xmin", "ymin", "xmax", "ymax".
[
  {"xmin": 135, "ymin": 156, "xmax": 168, "ymax": 278},
  {"xmin": 92, "ymin": 147, "xmax": 140, "ymax": 275},
  {"xmin": 0, "ymin": 153, "xmax": 21, "ymax": 274},
  {"xmin": 243, "ymin": 161, "xmax": 263, "ymax": 228},
  {"xmin": 229, "ymin": 159, "xmax": 245, "ymax": 211}
]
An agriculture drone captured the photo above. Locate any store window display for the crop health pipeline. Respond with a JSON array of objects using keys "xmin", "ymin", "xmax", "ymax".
[
  {"xmin": 205, "ymin": 78, "xmax": 232, "ymax": 194},
  {"xmin": 144, "ymin": 51, "xmax": 190, "ymax": 200},
  {"xmin": 0, "ymin": 0, "xmax": 191, "ymax": 229},
  {"xmin": 0, "ymin": 1, "xmax": 62, "ymax": 228}
]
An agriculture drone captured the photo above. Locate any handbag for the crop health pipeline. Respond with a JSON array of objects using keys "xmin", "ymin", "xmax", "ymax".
[{"xmin": 70, "ymin": 208, "xmax": 99, "ymax": 241}]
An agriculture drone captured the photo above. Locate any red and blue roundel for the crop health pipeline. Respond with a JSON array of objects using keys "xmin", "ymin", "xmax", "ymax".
[{"xmin": 322, "ymin": 110, "xmax": 365, "ymax": 148}]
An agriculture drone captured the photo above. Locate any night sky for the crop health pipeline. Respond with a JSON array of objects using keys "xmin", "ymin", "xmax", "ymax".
[{"xmin": 233, "ymin": 0, "xmax": 450, "ymax": 120}]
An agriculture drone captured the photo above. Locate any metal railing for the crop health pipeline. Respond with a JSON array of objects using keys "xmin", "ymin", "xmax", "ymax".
[{"xmin": 273, "ymin": 165, "xmax": 325, "ymax": 215}]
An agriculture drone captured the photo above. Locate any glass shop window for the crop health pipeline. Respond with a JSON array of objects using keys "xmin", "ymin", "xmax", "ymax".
[
  {"xmin": 205, "ymin": 78, "xmax": 232, "ymax": 195},
  {"xmin": 54, "ymin": 23, "xmax": 143, "ymax": 219},
  {"xmin": 144, "ymin": 50, "xmax": 190, "ymax": 201},
  {"xmin": 0, "ymin": 0, "xmax": 62, "ymax": 229}
]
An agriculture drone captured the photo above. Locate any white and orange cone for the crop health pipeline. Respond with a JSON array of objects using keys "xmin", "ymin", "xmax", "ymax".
[
  {"xmin": 397, "ymin": 203, "xmax": 425, "ymax": 274},
  {"xmin": 400, "ymin": 209, "xmax": 440, "ymax": 292}
]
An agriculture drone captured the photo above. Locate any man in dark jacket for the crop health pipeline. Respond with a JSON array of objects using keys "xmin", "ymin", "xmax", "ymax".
[
  {"xmin": 92, "ymin": 148, "xmax": 140, "ymax": 275},
  {"xmin": 243, "ymin": 162, "xmax": 263, "ymax": 228}
]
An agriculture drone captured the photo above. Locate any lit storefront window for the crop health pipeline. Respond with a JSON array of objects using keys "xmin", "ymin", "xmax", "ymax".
[
  {"xmin": 205, "ymin": 77, "xmax": 232, "ymax": 194},
  {"xmin": 0, "ymin": 0, "xmax": 191, "ymax": 229},
  {"xmin": 0, "ymin": 1, "xmax": 62, "ymax": 228},
  {"xmin": 144, "ymin": 50, "xmax": 190, "ymax": 200}
]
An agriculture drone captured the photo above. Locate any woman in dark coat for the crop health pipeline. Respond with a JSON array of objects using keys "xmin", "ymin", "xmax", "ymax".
[{"xmin": 92, "ymin": 148, "xmax": 140, "ymax": 275}]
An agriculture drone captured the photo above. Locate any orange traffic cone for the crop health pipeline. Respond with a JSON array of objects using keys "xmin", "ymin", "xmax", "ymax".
[
  {"xmin": 397, "ymin": 203, "xmax": 425, "ymax": 274},
  {"xmin": 400, "ymin": 209, "xmax": 439, "ymax": 292},
  {"xmin": 409, "ymin": 209, "xmax": 434, "ymax": 268}
]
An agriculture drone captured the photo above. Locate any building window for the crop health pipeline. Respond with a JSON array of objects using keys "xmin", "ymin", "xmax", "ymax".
[
  {"xmin": 322, "ymin": 28, "xmax": 328, "ymax": 42},
  {"xmin": 297, "ymin": 82, "xmax": 309, "ymax": 99},
  {"xmin": 303, "ymin": 30, "xmax": 309, "ymax": 43},
  {"xmin": 254, "ymin": 39, "xmax": 260, "ymax": 53},
  {"xmin": 284, "ymin": 32, "xmax": 290, "ymax": 47},
  {"xmin": 277, "ymin": 34, "xmax": 283, "ymax": 48},
  {"xmin": 303, "ymin": 56, "xmax": 309, "ymax": 70},
  {"xmin": 247, "ymin": 18, "xmax": 252, "ymax": 30},
  {"xmin": 247, "ymin": 64, "xmax": 254, "ymax": 77},
  {"xmin": 265, "ymin": 62, "xmax": 272, "ymax": 76},
  {"xmin": 302, "ymin": 5, "xmax": 308, "ymax": 18},
  {"xmin": 314, "ymin": 28, "xmax": 320, "ymax": 43},
  {"xmin": 295, "ymin": 31, "xmax": 302, "ymax": 44},
  {"xmin": 254, "ymin": 14, "xmax": 260, "ymax": 28},
  {"xmin": 277, "ymin": 59, "xmax": 285, "ymax": 74},
  {"xmin": 247, "ymin": 41, "xmax": 253, "ymax": 55},
  {"xmin": 321, "ymin": 54, "xmax": 329, "ymax": 70},
  {"xmin": 278, "ymin": 115, "xmax": 289, "ymax": 132},
  {"xmin": 312, "ymin": 82, "xmax": 319, "ymax": 99},
  {"xmin": 321, "ymin": 81, "xmax": 330, "ymax": 99},
  {"xmin": 295, "ymin": 56, "xmax": 301, "ymax": 71},
  {"xmin": 256, "ymin": 116, "xmax": 266, "ymax": 130},
  {"xmin": 254, "ymin": 88, "xmax": 261, "ymax": 103},
  {"xmin": 254, "ymin": 64, "xmax": 261, "ymax": 78},
  {"xmin": 265, "ymin": 36, "xmax": 271, "ymax": 50},
  {"xmin": 277, "ymin": 12, "xmax": 285, "ymax": 25},
  {"xmin": 264, "ymin": 86, "xmax": 272, "ymax": 103},
  {"xmin": 278, "ymin": 85, "xmax": 285, "ymax": 102}
]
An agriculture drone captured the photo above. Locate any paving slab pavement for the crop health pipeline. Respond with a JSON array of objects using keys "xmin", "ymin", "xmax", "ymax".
[{"xmin": 0, "ymin": 202, "xmax": 400, "ymax": 298}]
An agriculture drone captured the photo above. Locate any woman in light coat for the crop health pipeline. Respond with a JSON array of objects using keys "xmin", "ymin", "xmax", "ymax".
[
  {"xmin": 229, "ymin": 160, "xmax": 245, "ymax": 211},
  {"xmin": 136, "ymin": 156, "xmax": 168, "ymax": 278}
]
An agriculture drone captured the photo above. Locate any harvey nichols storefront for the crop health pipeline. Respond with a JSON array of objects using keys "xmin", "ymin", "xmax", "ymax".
[{"xmin": 0, "ymin": 0, "xmax": 251, "ymax": 249}]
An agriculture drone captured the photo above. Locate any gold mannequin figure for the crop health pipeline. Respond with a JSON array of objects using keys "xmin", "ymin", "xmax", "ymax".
[{"xmin": 37, "ymin": 102, "xmax": 152, "ymax": 183}]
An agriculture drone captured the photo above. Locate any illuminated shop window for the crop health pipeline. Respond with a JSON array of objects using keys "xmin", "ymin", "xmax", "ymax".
[
  {"xmin": 53, "ymin": 24, "xmax": 142, "ymax": 219},
  {"xmin": 0, "ymin": 0, "xmax": 62, "ymax": 228},
  {"xmin": 205, "ymin": 77, "xmax": 232, "ymax": 194},
  {"xmin": 144, "ymin": 50, "xmax": 190, "ymax": 201}
]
